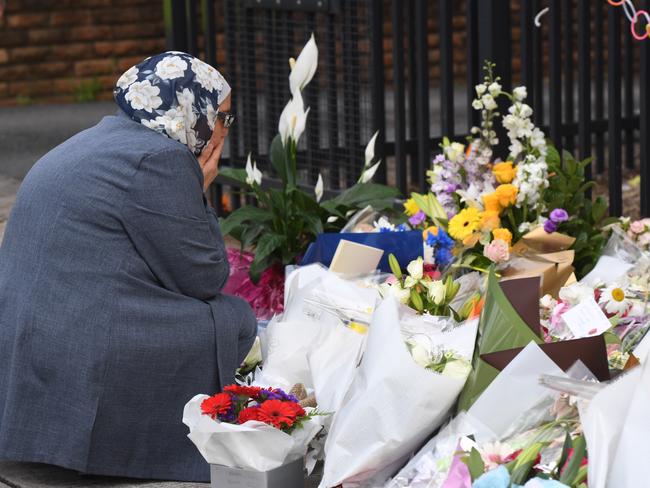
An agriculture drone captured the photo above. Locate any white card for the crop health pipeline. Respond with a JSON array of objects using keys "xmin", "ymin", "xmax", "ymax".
[
  {"xmin": 328, "ymin": 239, "xmax": 384, "ymax": 276},
  {"xmin": 581, "ymin": 255, "xmax": 633, "ymax": 287},
  {"xmin": 562, "ymin": 298, "xmax": 612, "ymax": 338}
]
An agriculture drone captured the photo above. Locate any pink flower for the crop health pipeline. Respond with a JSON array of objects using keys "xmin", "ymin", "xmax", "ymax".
[
  {"xmin": 483, "ymin": 239, "xmax": 510, "ymax": 263},
  {"xmin": 638, "ymin": 232, "xmax": 650, "ymax": 248},
  {"xmin": 630, "ymin": 220, "xmax": 645, "ymax": 234}
]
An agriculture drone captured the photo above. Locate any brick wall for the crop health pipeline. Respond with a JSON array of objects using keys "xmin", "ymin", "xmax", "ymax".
[{"xmin": 0, "ymin": 0, "xmax": 166, "ymax": 105}]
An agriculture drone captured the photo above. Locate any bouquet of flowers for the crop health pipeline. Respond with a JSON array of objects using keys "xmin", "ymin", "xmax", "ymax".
[
  {"xmin": 183, "ymin": 383, "xmax": 323, "ymax": 472},
  {"xmin": 378, "ymin": 255, "xmax": 464, "ymax": 317}
]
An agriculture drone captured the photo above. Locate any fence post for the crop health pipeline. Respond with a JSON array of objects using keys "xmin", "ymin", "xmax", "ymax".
[
  {"xmin": 414, "ymin": 0, "xmax": 430, "ymax": 193},
  {"xmin": 477, "ymin": 0, "xmax": 511, "ymax": 156},
  {"xmin": 368, "ymin": 0, "xmax": 386, "ymax": 184},
  {"xmin": 163, "ymin": 0, "xmax": 188, "ymax": 52}
]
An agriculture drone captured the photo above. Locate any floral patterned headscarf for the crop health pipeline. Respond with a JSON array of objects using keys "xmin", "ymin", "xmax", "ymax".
[{"xmin": 113, "ymin": 51, "xmax": 231, "ymax": 155}]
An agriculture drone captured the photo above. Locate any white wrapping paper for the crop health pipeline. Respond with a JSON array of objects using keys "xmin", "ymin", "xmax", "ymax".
[
  {"xmin": 319, "ymin": 298, "xmax": 478, "ymax": 488},
  {"xmin": 182, "ymin": 394, "xmax": 323, "ymax": 472}
]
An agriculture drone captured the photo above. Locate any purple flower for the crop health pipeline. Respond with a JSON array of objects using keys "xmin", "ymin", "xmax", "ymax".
[
  {"xmin": 549, "ymin": 208, "xmax": 569, "ymax": 224},
  {"xmin": 408, "ymin": 210, "xmax": 426, "ymax": 226},
  {"xmin": 544, "ymin": 219, "xmax": 558, "ymax": 233}
]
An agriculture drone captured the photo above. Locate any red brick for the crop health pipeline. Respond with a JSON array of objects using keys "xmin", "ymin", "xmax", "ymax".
[
  {"xmin": 0, "ymin": 49, "xmax": 8, "ymax": 64},
  {"xmin": 49, "ymin": 10, "xmax": 92, "ymax": 26},
  {"xmin": 0, "ymin": 30, "xmax": 28, "ymax": 47},
  {"xmin": 27, "ymin": 28, "xmax": 70, "ymax": 44},
  {"xmin": 98, "ymin": 74, "xmax": 120, "ymax": 90},
  {"xmin": 117, "ymin": 55, "xmax": 147, "ymax": 71},
  {"xmin": 6, "ymin": 13, "xmax": 48, "ymax": 28},
  {"xmin": 0, "ymin": 64, "xmax": 30, "ymax": 81},
  {"xmin": 92, "ymin": 6, "xmax": 162, "ymax": 25},
  {"xmin": 74, "ymin": 58, "xmax": 116, "ymax": 77},
  {"xmin": 111, "ymin": 22, "xmax": 164, "ymax": 39},
  {"xmin": 33, "ymin": 61, "xmax": 72, "ymax": 77},
  {"xmin": 69, "ymin": 25, "xmax": 113, "ymax": 41},
  {"xmin": 51, "ymin": 43, "xmax": 95, "ymax": 60},
  {"xmin": 94, "ymin": 39, "xmax": 142, "ymax": 57},
  {"xmin": 10, "ymin": 46, "xmax": 51, "ymax": 63}
]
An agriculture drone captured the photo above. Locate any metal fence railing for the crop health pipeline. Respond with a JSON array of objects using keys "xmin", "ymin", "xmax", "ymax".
[{"xmin": 165, "ymin": 0, "xmax": 650, "ymax": 217}]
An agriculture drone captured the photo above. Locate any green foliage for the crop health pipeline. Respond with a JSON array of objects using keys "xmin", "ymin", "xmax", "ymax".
[
  {"xmin": 544, "ymin": 148, "xmax": 615, "ymax": 278},
  {"xmin": 15, "ymin": 94, "xmax": 33, "ymax": 106},
  {"xmin": 220, "ymin": 135, "xmax": 400, "ymax": 282},
  {"xmin": 74, "ymin": 77, "xmax": 102, "ymax": 103},
  {"xmin": 464, "ymin": 447, "xmax": 485, "ymax": 481}
]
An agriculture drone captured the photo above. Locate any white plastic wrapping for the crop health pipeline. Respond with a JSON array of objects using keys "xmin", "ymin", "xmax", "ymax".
[
  {"xmin": 182, "ymin": 394, "xmax": 323, "ymax": 472},
  {"xmin": 319, "ymin": 298, "xmax": 479, "ymax": 488}
]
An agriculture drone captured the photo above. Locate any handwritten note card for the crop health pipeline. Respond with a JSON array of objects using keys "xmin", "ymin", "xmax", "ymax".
[{"xmin": 562, "ymin": 298, "xmax": 612, "ymax": 338}]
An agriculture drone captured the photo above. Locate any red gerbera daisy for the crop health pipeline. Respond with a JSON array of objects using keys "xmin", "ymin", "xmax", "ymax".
[
  {"xmin": 284, "ymin": 401, "xmax": 306, "ymax": 418},
  {"xmin": 223, "ymin": 385, "xmax": 262, "ymax": 398},
  {"xmin": 238, "ymin": 406, "xmax": 262, "ymax": 424},
  {"xmin": 256, "ymin": 400, "xmax": 299, "ymax": 429},
  {"xmin": 200, "ymin": 393, "xmax": 232, "ymax": 420}
]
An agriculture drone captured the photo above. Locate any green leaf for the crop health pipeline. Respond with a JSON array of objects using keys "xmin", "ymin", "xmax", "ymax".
[
  {"xmin": 219, "ymin": 167, "xmax": 249, "ymax": 185},
  {"xmin": 254, "ymin": 233, "xmax": 286, "ymax": 262},
  {"xmin": 547, "ymin": 144, "xmax": 561, "ymax": 166},
  {"xmin": 269, "ymin": 135, "xmax": 290, "ymax": 184},
  {"xmin": 220, "ymin": 206, "xmax": 273, "ymax": 236},
  {"xmin": 510, "ymin": 461, "xmax": 537, "ymax": 485},
  {"xmin": 411, "ymin": 192, "xmax": 448, "ymax": 227},
  {"xmin": 556, "ymin": 431, "xmax": 573, "ymax": 477},
  {"xmin": 559, "ymin": 435, "xmax": 586, "ymax": 484},
  {"xmin": 325, "ymin": 183, "xmax": 400, "ymax": 209},
  {"xmin": 464, "ymin": 447, "xmax": 485, "ymax": 481}
]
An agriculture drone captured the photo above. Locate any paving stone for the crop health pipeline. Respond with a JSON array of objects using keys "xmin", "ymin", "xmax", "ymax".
[{"xmin": 0, "ymin": 461, "xmax": 322, "ymax": 488}]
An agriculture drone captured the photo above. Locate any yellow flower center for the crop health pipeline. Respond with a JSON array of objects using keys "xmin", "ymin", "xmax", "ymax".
[{"xmin": 612, "ymin": 288, "xmax": 625, "ymax": 302}]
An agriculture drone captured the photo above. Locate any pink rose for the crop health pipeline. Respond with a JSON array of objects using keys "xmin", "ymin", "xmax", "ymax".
[
  {"xmin": 630, "ymin": 220, "xmax": 645, "ymax": 234},
  {"xmin": 638, "ymin": 232, "xmax": 650, "ymax": 248},
  {"xmin": 483, "ymin": 239, "xmax": 510, "ymax": 263}
]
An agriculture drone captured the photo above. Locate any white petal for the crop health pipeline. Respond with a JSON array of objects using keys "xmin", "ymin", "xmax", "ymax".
[
  {"xmin": 289, "ymin": 33, "xmax": 318, "ymax": 96},
  {"xmin": 365, "ymin": 130, "xmax": 379, "ymax": 167},
  {"xmin": 314, "ymin": 173, "xmax": 324, "ymax": 202},
  {"xmin": 359, "ymin": 160, "xmax": 381, "ymax": 183},
  {"xmin": 327, "ymin": 216, "xmax": 339, "ymax": 223}
]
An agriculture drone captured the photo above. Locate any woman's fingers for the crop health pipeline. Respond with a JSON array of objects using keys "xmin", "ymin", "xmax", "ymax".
[{"xmin": 197, "ymin": 141, "xmax": 214, "ymax": 168}]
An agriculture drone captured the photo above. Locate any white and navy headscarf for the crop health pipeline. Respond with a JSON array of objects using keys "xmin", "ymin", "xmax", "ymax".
[{"xmin": 113, "ymin": 51, "xmax": 231, "ymax": 155}]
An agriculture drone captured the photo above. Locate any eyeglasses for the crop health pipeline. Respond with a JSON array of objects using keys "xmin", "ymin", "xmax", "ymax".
[{"xmin": 216, "ymin": 110, "xmax": 235, "ymax": 128}]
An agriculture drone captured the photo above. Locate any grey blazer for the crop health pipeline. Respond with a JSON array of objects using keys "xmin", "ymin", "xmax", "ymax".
[{"xmin": 0, "ymin": 113, "xmax": 256, "ymax": 482}]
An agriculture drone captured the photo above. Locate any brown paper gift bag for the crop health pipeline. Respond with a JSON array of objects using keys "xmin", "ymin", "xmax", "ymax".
[{"xmin": 500, "ymin": 227, "xmax": 576, "ymax": 298}]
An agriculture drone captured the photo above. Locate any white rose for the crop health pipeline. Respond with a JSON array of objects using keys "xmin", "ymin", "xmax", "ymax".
[
  {"xmin": 191, "ymin": 57, "xmax": 224, "ymax": 92},
  {"xmin": 125, "ymin": 80, "xmax": 162, "ymax": 112},
  {"xmin": 407, "ymin": 257, "xmax": 424, "ymax": 280},
  {"xmin": 176, "ymin": 88, "xmax": 197, "ymax": 126},
  {"xmin": 116, "ymin": 66, "xmax": 138, "ymax": 90},
  {"xmin": 426, "ymin": 280, "xmax": 446, "ymax": 305},
  {"xmin": 390, "ymin": 283, "xmax": 411, "ymax": 304},
  {"xmin": 513, "ymin": 86, "xmax": 527, "ymax": 101},
  {"xmin": 559, "ymin": 283, "xmax": 595, "ymax": 306},
  {"xmin": 155, "ymin": 55, "xmax": 188, "ymax": 80},
  {"xmin": 472, "ymin": 99, "xmax": 483, "ymax": 110}
]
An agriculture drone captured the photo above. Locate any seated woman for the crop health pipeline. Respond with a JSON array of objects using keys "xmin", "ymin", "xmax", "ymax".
[{"xmin": 0, "ymin": 52, "xmax": 256, "ymax": 482}]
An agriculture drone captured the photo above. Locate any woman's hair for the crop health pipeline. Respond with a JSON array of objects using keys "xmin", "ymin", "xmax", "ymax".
[{"xmin": 113, "ymin": 52, "xmax": 231, "ymax": 155}]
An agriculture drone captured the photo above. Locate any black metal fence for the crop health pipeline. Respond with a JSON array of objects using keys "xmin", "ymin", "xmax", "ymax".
[{"xmin": 165, "ymin": 0, "xmax": 650, "ymax": 217}]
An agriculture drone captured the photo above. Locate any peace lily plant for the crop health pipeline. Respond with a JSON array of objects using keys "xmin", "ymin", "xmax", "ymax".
[{"xmin": 220, "ymin": 34, "xmax": 399, "ymax": 281}]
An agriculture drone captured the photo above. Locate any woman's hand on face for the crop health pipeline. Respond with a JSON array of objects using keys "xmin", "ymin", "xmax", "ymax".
[{"xmin": 197, "ymin": 131, "xmax": 226, "ymax": 192}]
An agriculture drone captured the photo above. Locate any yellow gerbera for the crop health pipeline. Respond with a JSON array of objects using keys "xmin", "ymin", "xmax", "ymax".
[
  {"xmin": 404, "ymin": 198, "xmax": 420, "ymax": 217},
  {"xmin": 492, "ymin": 227, "xmax": 513, "ymax": 245},
  {"xmin": 482, "ymin": 192, "xmax": 501, "ymax": 213},
  {"xmin": 495, "ymin": 184, "xmax": 518, "ymax": 208},
  {"xmin": 422, "ymin": 225, "xmax": 438, "ymax": 241},
  {"xmin": 479, "ymin": 211, "xmax": 501, "ymax": 233},
  {"xmin": 492, "ymin": 161, "xmax": 517, "ymax": 184},
  {"xmin": 448, "ymin": 207, "xmax": 481, "ymax": 241}
]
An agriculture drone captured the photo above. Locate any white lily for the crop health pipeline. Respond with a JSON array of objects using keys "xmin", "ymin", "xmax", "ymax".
[
  {"xmin": 359, "ymin": 161, "xmax": 381, "ymax": 183},
  {"xmin": 278, "ymin": 90, "xmax": 310, "ymax": 145},
  {"xmin": 245, "ymin": 153, "xmax": 262, "ymax": 186},
  {"xmin": 327, "ymin": 216, "xmax": 339, "ymax": 223},
  {"xmin": 289, "ymin": 33, "xmax": 318, "ymax": 96},
  {"xmin": 365, "ymin": 130, "xmax": 379, "ymax": 167},
  {"xmin": 314, "ymin": 173, "xmax": 324, "ymax": 202}
]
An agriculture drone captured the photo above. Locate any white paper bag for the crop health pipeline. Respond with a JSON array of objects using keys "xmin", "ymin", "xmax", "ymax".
[
  {"xmin": 182, "ymin": 394, "xmax": 322, "ymax": 472},
  {"xmin": 319, "ymin": 298, "xmax": 477, "ymax": 488}
]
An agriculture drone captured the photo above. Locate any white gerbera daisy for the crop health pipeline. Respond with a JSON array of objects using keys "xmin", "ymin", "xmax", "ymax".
[{"xmin": 598, "ymin": 285, "xmax": 631, "ymax": 315}]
